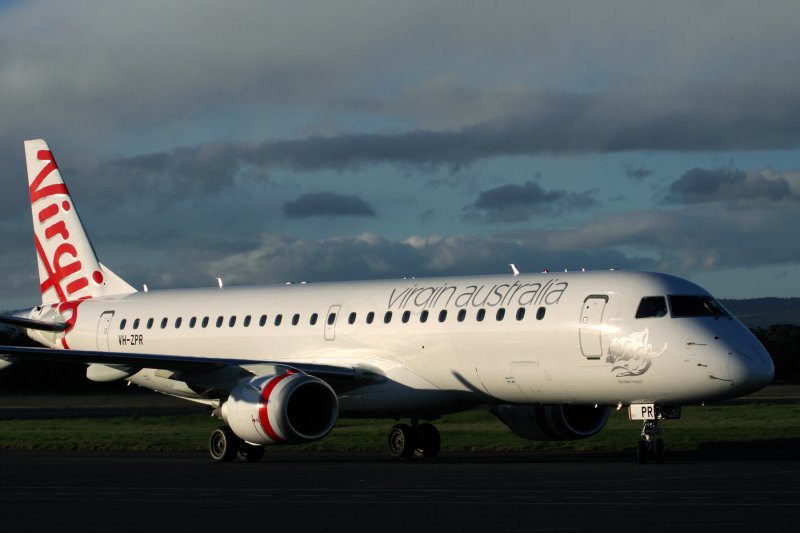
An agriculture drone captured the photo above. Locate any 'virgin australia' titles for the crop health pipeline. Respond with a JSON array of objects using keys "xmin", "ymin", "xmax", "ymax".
[{"xmin": 387, "ymin": 279, "xmax": 568, "ymax": 310}]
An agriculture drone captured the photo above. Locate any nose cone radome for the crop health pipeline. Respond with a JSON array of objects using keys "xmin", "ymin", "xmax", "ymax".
[{"xmin": 728, "ymin": 344, "xmax": 775, "ymax": 396}]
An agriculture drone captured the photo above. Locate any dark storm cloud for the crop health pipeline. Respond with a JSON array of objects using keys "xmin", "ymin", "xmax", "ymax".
[
  {"xmin": 108, "ymin": 142, "xmax": 245, "ymax": 195},
  {"xmin": 663, "ymin": 166, "xmax": 800, "ymax": 206},
  {"xmin": 464, "ymin": 181, "xmax": 599, "ymax": 223},
  {"xmin": 623, "ymin": 164, "xmax": 654, "ymax": 181},
  {"xmin": 283, "ymin": 192, "xmax": 375, "ymax": 218},
  {"xmin": 76, "ymin": 85, "xmax": 800, "ymax": 179}
]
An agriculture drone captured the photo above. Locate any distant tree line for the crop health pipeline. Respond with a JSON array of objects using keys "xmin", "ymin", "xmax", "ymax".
[
  {"xmin": 751, "ymin": 325, "xmax": 800, "ymax": 384},
  {"xmin": 2, "ymin": 324, "xmax": 799, "ymax": 391}
]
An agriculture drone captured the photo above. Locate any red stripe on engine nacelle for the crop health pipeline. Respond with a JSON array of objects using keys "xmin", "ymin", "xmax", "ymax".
[{"xmin": 257, "ymin": 370, "xmax": 298, "ymax": 443}]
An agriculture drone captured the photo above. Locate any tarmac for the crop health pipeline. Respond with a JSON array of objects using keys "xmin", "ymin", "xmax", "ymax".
[{"xmin": 0, "ymin": 451, "xmax": 798, "ymax": 532}]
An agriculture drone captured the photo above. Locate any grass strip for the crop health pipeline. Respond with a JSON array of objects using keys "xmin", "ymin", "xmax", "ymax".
[{"xmin": 1, "ymin": 403, "xmax": 798, "ymax": 453}]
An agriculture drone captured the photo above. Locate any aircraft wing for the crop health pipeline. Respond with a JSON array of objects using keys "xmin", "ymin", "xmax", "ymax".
[{"xmin": 0, "ymin": 344, "xmax": 357, "ymax": 383}]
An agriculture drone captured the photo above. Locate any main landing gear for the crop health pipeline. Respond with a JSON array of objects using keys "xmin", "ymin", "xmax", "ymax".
[
  {"xmin": 636, "ymin": 420, "xmax": 665, "ymax": 464},
  {"xmin": 388, "ymin": 420, "xmax": 441, "ymax": 459},
  {"xmin": 208, "ymin": 426, "xmax": 265, "ymax": 463}
]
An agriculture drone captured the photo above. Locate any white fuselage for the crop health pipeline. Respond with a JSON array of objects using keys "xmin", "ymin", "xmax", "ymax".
[{"xmin": 30, "ymin": 270, "xmax": 774, "ymax": 417}]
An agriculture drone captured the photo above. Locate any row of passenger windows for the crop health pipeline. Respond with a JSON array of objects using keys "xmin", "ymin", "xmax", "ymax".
[{"xmin": 118, "ymin": 306, "xmax": 547, "ymax": 331}]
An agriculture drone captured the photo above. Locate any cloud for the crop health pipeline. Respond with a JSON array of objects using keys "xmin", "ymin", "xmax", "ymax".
[
  {"xmin": 623, "ymin": 164, "xmax": 654, "ymax": 181},
  {"xmin": 464, "ymin": 181, "xmax": 599, "ymax": 223},
  {"xmin": 182, "ymin": 232, "xmax": 653, "ymax": 289},
  {"xmin": 146, "ymin": 201, "xmax": 800, "ymax": 291},
  {"xmin": 54, "ymin": 82, "xmax": 800, "ymax": 179},
  {"xmin": 504, "ymin": 203, "xmax": 800, "ymax": 272},
  {"xmin": 663, "ymin": 166, "xmax": 800, "ymax": 206},
  {"xmin": 283, "ymin": 192, "xmax": 375, "ymax": 218}
]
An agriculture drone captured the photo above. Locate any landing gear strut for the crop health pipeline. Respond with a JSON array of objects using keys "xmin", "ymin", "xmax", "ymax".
[
  {"xmin": 637, "ymin": 420, "xmax": 665, "ymax": 464},
  {"xmin": 388, "ymin": 420, "xmax": 441, "ymax": 459}
]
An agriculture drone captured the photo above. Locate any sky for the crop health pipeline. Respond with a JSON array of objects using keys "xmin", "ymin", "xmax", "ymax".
[{"xmin": 1, "ymin": 0, "xmax": 799, "ymax": 309}]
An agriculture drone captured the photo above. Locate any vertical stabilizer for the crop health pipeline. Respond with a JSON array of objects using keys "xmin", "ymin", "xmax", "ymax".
[{"xmin": 24, "ymin": 139, "xmax": 136, "ymax": 305}]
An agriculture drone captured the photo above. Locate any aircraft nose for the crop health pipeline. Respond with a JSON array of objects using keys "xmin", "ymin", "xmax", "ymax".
[{"xmin": 728, "ymin": 343, "xmax": 774, "ymax": 395}]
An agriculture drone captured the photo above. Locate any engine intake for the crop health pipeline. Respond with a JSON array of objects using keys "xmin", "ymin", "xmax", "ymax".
[
  {"xmin": 221, "ymin": 370, "xmax": 338, "ymax": 445},
  {"xmin": 491, "ymin": 404, "xmax": 609, "ymax": 440}
]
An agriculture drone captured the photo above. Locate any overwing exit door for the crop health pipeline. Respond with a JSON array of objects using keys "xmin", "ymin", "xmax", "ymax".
[{"xmin": 324, "ymin": 305, "xmax": 341, "ymax": 341}]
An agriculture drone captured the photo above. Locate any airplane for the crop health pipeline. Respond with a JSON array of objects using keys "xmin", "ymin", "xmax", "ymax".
[{"xmin": 0, "ymin": 139, "xmax": 774, "ymax": 464}]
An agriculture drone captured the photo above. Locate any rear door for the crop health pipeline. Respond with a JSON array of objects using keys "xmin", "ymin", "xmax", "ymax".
[{"xmin": 95, "ymin": 311, "xmax": 114, "ymax": 352}]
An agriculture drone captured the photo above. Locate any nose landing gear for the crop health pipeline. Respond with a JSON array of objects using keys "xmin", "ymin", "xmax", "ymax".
[
  {"xmin": 629, "ymin": 404, "xmax": 680, "ymax": 464},
  {"xmin": 637, "ymin": 420, "xmax": 665, "ymax": 464}
]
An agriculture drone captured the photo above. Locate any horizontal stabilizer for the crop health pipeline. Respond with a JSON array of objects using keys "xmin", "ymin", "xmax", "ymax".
[{"xmin": 0, "ymin": 314, "xmax": 68, "ymax": 332}]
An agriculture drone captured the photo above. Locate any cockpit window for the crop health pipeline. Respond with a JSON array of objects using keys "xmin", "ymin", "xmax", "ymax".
[
  {"xmin": 635, "ymin": 296, "xmax": 668, "ymax": 318},
  {"xmin": 669, "ymin": 295, "xmax": 730, "ymax": 318}
]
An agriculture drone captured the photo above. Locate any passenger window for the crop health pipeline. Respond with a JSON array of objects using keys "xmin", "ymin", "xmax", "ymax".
[
  {"xmin": 496, "ymin": 308, "xmax": 506, "ymax": 321},
  {"xmin": 133, "ymin": 319, "xmax": 140, "ymax": 330},
  {"xmin": 310, "ymin": 313, "xmax": 318, "ymax": 325},
  {"xmin": 516, "ymin": 308, "xmax": 525, "ymax": 321},
  {"xmin": 348, "ymin": 312, "xmax": 356, "ymax": 325},
  {"xmin": 384, "ymin": 311, "xmax": 392, "ymax": 324},
  {"xmin": 536, "ymin": 307, "xmax": 546, "ymax": 320},
  {"xmin": 292, "ymin": 314, "xmax": 300, "ymax": 326},
  {"xmin": 402, "ymin": 311, "xmax": 410, "ymax": 323},
  {"xmin": 160, "ymin": 318, "xmax": 167, "ymax": 329},
  {"xmin": 175, "ymin": 317, "xmax": 182, "ymax": 328},
  {"xmin": 147, "ymin": 318, "xmax": 154, "ymax": 329},
  {"xmin": 438, "ymin": 310, "xmax": 447, "ymax": 322},
  {"xmin": 366, "ymin": 311, "xmax": 375, "ymax": 324},
  {"xmin": 636, "ymin": 296, "xmax": 668, "ymax": 319},
  {"xmin": 457, "ymin": 309, "xmax": 466, "ymax": 322},
  {"xmin": 327, "ymin": 313, "xmax": 337, "ymax": 326},
  {"xmin": 229, "ymin": 316, "xmax": 237, "ymax": 327},
  {"xmin": 202, "ymin": 316, "xmax": 209, "ymax": 328},
  {"xmin": 243, "ymin": 315, "xmax": 251, "ymax": 327},
  {"xmin": 420, "ymin": 310, "xmax": 429, "ymax": 323},
  {"xmin": 120, "ymin": 319, "xmax": 127, "ymax": 330},
  {"xmin": 189, "ymin": 317, "xmax": 197, "ymax": 328},
  {"xmin": 216, "ymin": 316, "xmax": 223, "ymax": 328},
  {"xmin": 274, "ymin": 314, "xmax": 283, "ymax": 326},
  {"xmin": 259, "ymin": 315, "xmax": 267, "ymax": 327},
  {"xmin": 476, "ymin": 309, "xmax": 485, "ymax": 322}
]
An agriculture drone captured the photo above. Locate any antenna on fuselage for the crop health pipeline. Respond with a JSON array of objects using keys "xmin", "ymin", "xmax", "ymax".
[
  {"xmin": 216, "ymin": 277, "xmax": 223, "ymax": 289},
  {"xmin": 509, "ymin": 264, "xmax": 520, "ymax": 277},
  {"xmin": 143, "ymin": 284, "xmax": 148, "ymax": 292}
]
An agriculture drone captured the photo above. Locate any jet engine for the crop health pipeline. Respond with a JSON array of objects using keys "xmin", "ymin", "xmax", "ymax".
[
  {"xmin": 491, "ymin": 404, "xmax": 609, "ymax": 440},
  {"xmin": 220, "ymin": 370, "xmax": 339, "ymax": 445}
]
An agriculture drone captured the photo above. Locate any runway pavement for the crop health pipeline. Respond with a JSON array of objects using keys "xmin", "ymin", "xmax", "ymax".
[{"xmin": 0, "ymin": 451, "xmax": 798, "ymax": 532}]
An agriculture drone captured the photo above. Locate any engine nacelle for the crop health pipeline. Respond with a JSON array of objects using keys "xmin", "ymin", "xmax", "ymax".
[
  {"xmin": 491, "ymin": 404, "xmax": 609, "ymax": 440},
  {"xmin": 221, "ymin": 370, "xmax": 339, "ymax": 446}
]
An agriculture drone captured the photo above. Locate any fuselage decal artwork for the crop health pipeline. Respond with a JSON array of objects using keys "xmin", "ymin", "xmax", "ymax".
[{"xmin": 606, "ymin": 329, "xmax": 667, "ymax": 378}]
